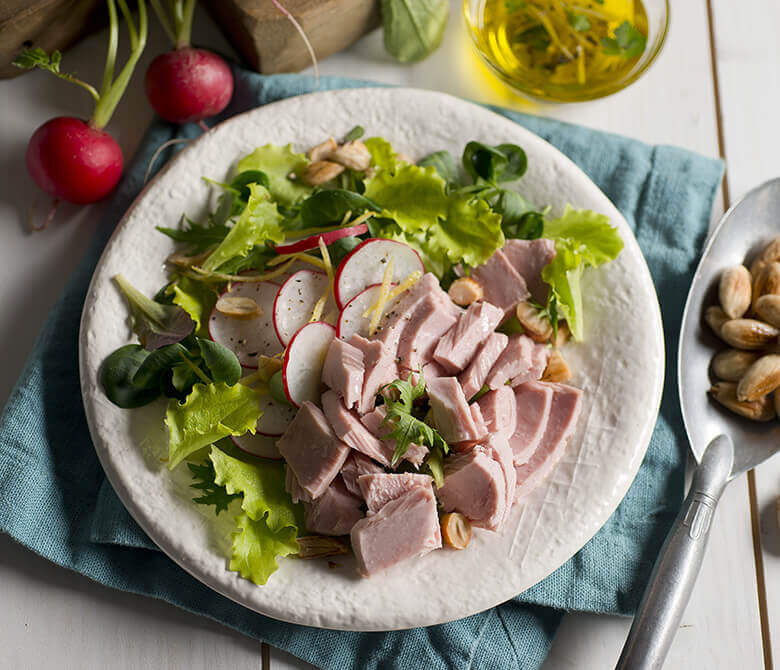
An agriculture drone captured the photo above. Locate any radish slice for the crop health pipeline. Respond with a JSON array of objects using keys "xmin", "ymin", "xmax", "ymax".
[
  {"xmin": 232, "ymin": 433, "xmax": 282, "ymax": 459},
  {"xmin": 337, "ymin": 283, "xmax": 403, "ymax": 340},
  {"xmin": 273, "ymin": 270, "xmax": 337, "ymax": 347},
  {"xmin": 282, "ymin": 321, "xmax": 336, "ymax": 407},
  {"xmin": 208, "ymin": 281, "xmax": 282, "ymax": 367},
  {"xmin": 274, "ymin": 223, "xmax": 368, "ymax": 255},
  {"xmin": 334, "ymin": 239, "xmax": 424, "ymax": 308}
]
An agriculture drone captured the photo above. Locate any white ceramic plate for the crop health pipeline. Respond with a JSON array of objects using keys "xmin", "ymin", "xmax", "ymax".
[{"xmin": 79, "ymin": 88, "xmax": 664, "ymax": 631}]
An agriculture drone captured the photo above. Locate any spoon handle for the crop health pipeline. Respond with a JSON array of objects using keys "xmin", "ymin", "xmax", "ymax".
[{"xmin": 615, "ymin": 434, "xmax": 734, "ymax": 670}]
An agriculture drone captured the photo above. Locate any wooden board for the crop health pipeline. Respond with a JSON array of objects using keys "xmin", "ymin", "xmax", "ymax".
[{"xmin": 202, "ymin": 0, "xmax": 382, "ymax": 74}]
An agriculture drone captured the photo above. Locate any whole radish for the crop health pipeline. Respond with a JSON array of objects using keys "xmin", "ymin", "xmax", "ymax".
[
  {"xmin": 13, "ymin": 0, "xmax": 147, "ymax": 228},
  {"xmin": 145, "ymin": 0, "xmax": 234, "ymax": 126}
]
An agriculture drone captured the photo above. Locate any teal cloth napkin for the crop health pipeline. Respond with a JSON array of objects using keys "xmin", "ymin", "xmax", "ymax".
[{"xmin": 0, "ymin": 68, "xmax": 724, "ymax": 670}]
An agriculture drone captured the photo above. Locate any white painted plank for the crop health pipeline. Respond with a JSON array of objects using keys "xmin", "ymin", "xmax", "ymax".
[{"xmin": 711, "ymin": 0, "xmax": 780, "ymax": 665}]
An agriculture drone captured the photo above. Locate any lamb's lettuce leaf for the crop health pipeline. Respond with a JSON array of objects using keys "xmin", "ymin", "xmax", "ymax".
[
  {"xmin": 238, "ymin": 144, "xmax": 311, "ymax": 206},
  {"xmin": 171, "ymin": 276, "xmax": 217, "ymax": 337},
  {"xmin": 230, "ymin": 513, "xmax": 299, "ymax": 586}
]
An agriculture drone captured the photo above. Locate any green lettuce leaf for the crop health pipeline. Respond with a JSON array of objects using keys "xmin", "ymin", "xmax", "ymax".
[
  {"xmin": 237, "ymin": 144, "xmax": 311, "ymax": 206},
  {"xmin": 165, "ymin": 382, "xmax": 263, "ymax": 469},
  {"xmin": 229, "ymin": 513, "xmax": 299, "ymax": 586},
  {"xmin": 201, "ymin": 184, "xmax": 284, "ymax": 272},
  {"xmin": 171, "ymin": 276, "xmax": 217, "ymax": 337},
  {"xmin": 542, "ymin": 206, "xmax": 623, "ymax": 341},
  {"xmin": 209, "ymin": 446, "xmax": 303, "ymax": 531},
  {"xmin": 365, "ymin": 136, "xmax": 400, "ymax": 172}
]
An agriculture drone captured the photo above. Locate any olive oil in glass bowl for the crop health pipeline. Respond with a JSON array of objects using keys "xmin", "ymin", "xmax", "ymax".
[{"xmin": 463, "ymin": 0, "xmax": 669, "ymax": 102}]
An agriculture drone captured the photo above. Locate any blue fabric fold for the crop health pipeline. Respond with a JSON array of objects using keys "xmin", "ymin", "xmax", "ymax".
[{"xmin": 0, "ymin": 68, "xmax": 723, "ymax": 670}]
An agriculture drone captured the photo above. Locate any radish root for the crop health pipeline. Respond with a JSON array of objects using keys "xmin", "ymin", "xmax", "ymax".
[
  {"xmin": 29, "ymin": 198, "xmax": 60, "ymax": 233},
  {"xmin": 145, "ymin": 137, "xmax": 191, "ymax": 183},
  {"xmin": 269, "ymin": 0, "xmax": 319, "ymax": 88}
]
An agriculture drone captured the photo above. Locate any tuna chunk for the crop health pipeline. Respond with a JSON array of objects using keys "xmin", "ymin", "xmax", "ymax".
[
  {"xmin": 285, "ymin": 464, "xmax": 312, "ymax": 504},
  {"xmin": 358, "ymin": 472, "xmax": 433, "ymax": 513},
  {"xmin": 341, "ymin": 451, "xmax": 384, "ymax": 498},
  {"xmin": 485, "ymin": 334, "xmax": 536, "ymax": 390},
  {"xmin": 476, "ymin": 386, "xmax": 517, "ymax": 439},
  {"xmin": 510, "ymin": 381, "xmax": 554, "ymax": 465},
  {"xmin": 437, "ymin": 450, "xmax": 507, "ymax": 531},
  {"xmin": 481, "ymin": 434, "xmax": 517, "ymax": 525},
  {"xmin": 359, "ymin": 405, "xmax": 428, "ymax": 467},
  {"xmin": 351, "ymin": 486, "xmax": 442, "ymax": 576},
  {"xmin": 396, "ymin": 294, "xmax": 459, "ymax": 371},
  {"xmin": 503, "ymin": 239, "xmax": 556, "ymax": 303},
  {"xmin": 348, "ymin": 334, "xmax": 398, "ymax": 415},
  {"xmin": 515, "ymin": 383, "xmax": 583, "ymax": 499},
  {"xmin": 321, "ymin": 338, "xmax": 364, "ymax": 410},
  {"xmin": 303, "ymin": 476, "xmax": 363, "ymax": 536},
  {"xmin": 433, "ymin": 301, "xmax": 504, "ymax": 374},
  {"xmin": 458, "ymin": 332, "xmax": 509, "ymax": 399},
  {"xmin": 471, "ymin": 249, "xmax": 530, "ymax": 313},
  {"xmin": 277, "ymin": 402, "xmax": 350, "ymax": 499},
  {"xmin": 511, "ymin": 342, "xmax": 550, "ymax": 386},
  {"xmin": 427, "ymin": 377, "xmax": 487, "ymax": 444},
  {"xmin": 321, "ymin": 390, "xmax": 392, "ymax": 466}
]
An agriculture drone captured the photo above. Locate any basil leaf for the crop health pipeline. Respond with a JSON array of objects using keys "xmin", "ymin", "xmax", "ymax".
[
  {"xmin": 381, "ymin": 0, "xmax": 449, "ymax": 63},
  {"xmin": 100, "ymin": 345, "xmax": 160, "ymax": 408},
  {"xmin": 299, "ymin": 190, "xmax": 380, "ymax": 228}
]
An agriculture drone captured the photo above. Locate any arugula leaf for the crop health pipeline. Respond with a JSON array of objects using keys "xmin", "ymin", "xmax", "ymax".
[
  {"xmin": 201, "ymin": 184, "xmax": 284, "ymax": 272},
  {"xmin": 237, "ymin": 144, "xmax": 311, "ymax": 206},
  {"xmin": 418, "ymin": 150, "xmax": 459, "ymax": 187},
  {"xmin": 229, "ymin": 513, "xmax": 299, "ymax": 586},
  {"xmin": 209, "ymin": 446, "xmax": 303, "ymax": 531},
  {"xmin": 188, "ymin": 461, "xmax": 241, "ymax": 515},
  {"xmin": 299, "ymin": 190, "xmax": 380, "ymax": 229},
  {"xmin": 165, "ymin": 382, "xmax": 263, "ymax": 469},
  {"xmin": 197, "ymin": 339, "xmax": 242, "ymax": 385},
  {"xmin": 567, "ymin": 11, "xmax": 590, "ymax": 32},
  {"xmin": 171, "ymin": 276, "xmax": 218, "ymax": 337},
  {"xmin": 114, "ymin": 274, "xmax": 194, "ymax": 350},
  {"xmin": 100, "ymin": 345, "xmax": 160, "ymax": 408},
  {"xmin": 600, "ymin": 21, "xmax": 647, "ymax": 59},
  {"xmin": 365, "ymin": 136, "xmax": 400, "ymax": 173},
  {"xmin": 381, "ymin": 0, "xmax": 449, "ymax": 63},
  {"xmin": 157, "ymin": 216, "xmax": 230, "ymax": 254}
]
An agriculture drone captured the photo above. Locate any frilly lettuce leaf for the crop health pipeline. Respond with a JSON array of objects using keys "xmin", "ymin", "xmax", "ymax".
[
  {"xmin": 209, "ymin": 446, "xmax": 303, "ymax": 532},
  {"xmin": 171, "ymin": 276, "xmax": 217, "ymax": 337},
  {"xmin": 542, "ymin": 206, "xmax": 623, "ymax": 341},
  {"xmin": 230, "ymin": 513, "xmax": 299, "ymax": 586},
  {"xmin": 201, "ymin": 184, "xmax": 284, "ymax": 272},
  {"xmin": 165, "ymin": 382, "xmax": 262, "ymax": 469},
  {"xmin": 365, "ymin": 136, "xmax": 400, "ymax": 173},
  {"xmin": 237, "ymin": 144, "xmax": 311, "ymax": 206}
]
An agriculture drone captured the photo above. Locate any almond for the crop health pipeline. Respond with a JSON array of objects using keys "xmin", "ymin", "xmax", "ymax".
[
  {"xmin": 759, "ymin": 236, "xmax": 780, "ymax": 264},
  {"xmin": 303, "ymin": 160, "xmax": 345, "ymax": 186},
  {"xmin": 308, "ymin": 137, "xmax": 337, "ymax": 162},
  {"xmin": 516, "ymin": 301, "xmax": 553, "ymax": 342},
  {"xmin": 720, "ymin": 318, "xmax": 779, "ymax": 350},
  {"xmin": 294, "ymin": 536, "xmax": 349, "ymax": 560},
  {"xmin": 215, "ymin": 295, "xmax": 262, "ymax": 320},
  {"xmin": 709, "ymin": 381, "xmax": 775, "ymax": 421},
  {"xmin": 441, "ymin": 513, "xmax": 471, "ymax": 550},
  {"xmin": 448, "ymin": 277, "xmax": 483, "ymax": 306},
  {"xmin": 554, "ymin": 322, "xmax": 571, "ymax": 348},
  {"xmin": 329, "ymin": 140, "xmax": 371, "ymax": 171},
  {"xmin": 711, "ymin": 349, "xmax": 760, "ymax": 382},
  {"xmin": 764, "ymin": 262, "xmax": 780, "ymax": 296},
  {"xmin": 755, "ymin": 294, "xmax": 780, "ymax": 328},
  {"xmin": 737, "ymin": 354, "xmax": 780, "ymax": 401},
  {"xmin": 719, "ymin": 265, "xmax": 752, "ymax": 318},
  {"xmin": 543, "ymin": 350, "xmax": 572, "ymax": 382},
  {"xmin": 704, "ymin": 305, "xmax": 729, "ymax": 337}
]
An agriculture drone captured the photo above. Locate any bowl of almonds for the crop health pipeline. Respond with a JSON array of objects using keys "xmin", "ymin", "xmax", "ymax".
[{"xmin": 707, "ymin": 236, "xmax": 780, "ymax": 421}]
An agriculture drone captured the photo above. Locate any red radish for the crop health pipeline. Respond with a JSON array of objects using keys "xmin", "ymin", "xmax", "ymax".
[
  {"xmin": 255, "ymin": 395, "xmax": 297, "ymax": 437},
  {"xmin": 337, "ymin": 283, "xmax": 402, "ymax": 341},
  {"xmin": 282, "ymin": 322, "xmax": 336, "ymax": 407},
  {"xmin": 13, "ymin": 1, "xmax": 148, "ymax": 228},
  {"xmin": 274, "ymin": 223, "xmax": 369, "ymax": 255},
  {"xmin": 208, "ymin": 281, "xmax": 283, "ymax": 367},
  {"xmin": 146, "ymin": 1, "xmax": 233, "ymax": 126},
  {"xmin": 273, "ymin": 270, "xmax": 336, "ymax": 347},
  {"xmin": 334, "ymin": 239, "xmax": 425, "ymax": 308}
]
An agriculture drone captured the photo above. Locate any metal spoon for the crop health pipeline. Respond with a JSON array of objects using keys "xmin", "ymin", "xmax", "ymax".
[{"xmin": 616, "ymin": 177, "xmax": 780, "ymax": 669}]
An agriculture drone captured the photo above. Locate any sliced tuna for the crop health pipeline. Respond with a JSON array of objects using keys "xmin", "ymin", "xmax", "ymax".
[
  {"xmin": 433, "ymin": 301, "xmax": 504, "ymax": 374},
  {"xmin": 485, "ymin": 334, "xmax": 536, "ymax": 390},
  {"xmin": 350, "ymin": 486, "xmax": 442, "ymax": 576},
  {"xmin": 321, "ymin": 338, "xmax": 364, "ymax": 410},
  {"xmin": 510, "ymin": 342, "xmax": 551, "ymax": 386},
  {"xmin": 285, "ymin": 464, "xmax": 312, "ymax": 504},
  {"xmin": 358, "ymin": 472, "xmax": 433, "ymax": 513},
  {"xmin": 503, "ymin": 239, "xmax": 556, "ymax": 303},
  {"xmin": 303, "ymin": 476, "xmax": 363, "ymax": 536},
  {"xmin": 359, "ymin": 405, "xmax": 429, "ymax": 467},
  {"xmin": 476, "ymin": 386, "xmax": 517, "ymax": 439},
  {"xmin": 471, "ymin": 249, "xmax": 530, "ymax": 313},
  {"xmin": 458, "ymin": 332, "xmax": 509, "ymax": 400},
  {"xmin": 277, "ymin": 401, "xmax": 350, "ymax": 499},
  {"xmin": 341, "ymin": 451, "xmax": 384, "ymax": 498},
  {"xmin": 348, "ymin": 334, "xmax": 398, "ymax": 415},
  {"xmin": 515, "ymin": 383, "xmax": 582, "ymax": 498},
  {"xmin": 396, "ymin": 293, "xmax": 459, "ymax": 371},
  {"xmin": 321, "ymin": 389, "xmax": 392, "ymax": 466},
  {"xmin": 510, "ymin": 381, "xmax": 554, "ymax": 465},
  {"xmin": 437, "ymin": 450, "xmax": 507, "ymax": 531},
  {"xmin": 481, "ymin": 434, "xmax": 517, "ymax": 525},
  {"xmin": 427, "ymin": 377, "xmax": 487, "ymax": 444}
]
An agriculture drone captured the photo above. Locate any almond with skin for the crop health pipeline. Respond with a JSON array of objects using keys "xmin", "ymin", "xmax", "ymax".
[
  {"xmin": 755, "ymin": 294, "xmax": 780, "ymax": 328},
  {"xmin": 704, "ymin": 306, "xmax": 730, "ymax": 337},
  {"xmin": 329, "ymin": 140, "xmax": 371, "ymax": 171},
  {"xmin": 737, "ymin": 355, "xmax": 780, "ymax": 401},
  {"xmin": 303, "ymin": 160, "xmax": 345, "ymax": 186},
  {"xmin": 720, "ymin": 318, "xmax": 779, "ymax": 350},
  {"xmin": 710, "ymin": 381, "xmax": 775, "ymax": 421},
  {"xmin": 759, "ymin": 236, "xmax": 780, "ymax": 264},
  {"xmin": 308, "ymin": 137, "xmax": 337, "ymax": 162},
  {"xmin": 719, "ymin": 265, "xmax": 752, "ymax": 318},
  {"xmin": 711, "ymin": 349, "xmax": 760, "ymax": 382}
]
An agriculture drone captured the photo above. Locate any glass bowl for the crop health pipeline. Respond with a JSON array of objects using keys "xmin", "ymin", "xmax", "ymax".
[{"xmin": 462, "ymin": 0, "xmax": 670, "ymax": 103}]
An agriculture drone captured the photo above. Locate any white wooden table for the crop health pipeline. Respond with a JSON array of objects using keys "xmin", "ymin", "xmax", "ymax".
[{"xmin": 0, "ymin": 2, "xmax": 777, "ymax": 668}]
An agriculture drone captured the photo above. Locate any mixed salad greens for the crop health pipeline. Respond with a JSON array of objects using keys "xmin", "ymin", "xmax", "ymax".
[{"xmin": 101, "ymin": 127, "xmax": 622, "ymax": 585}]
